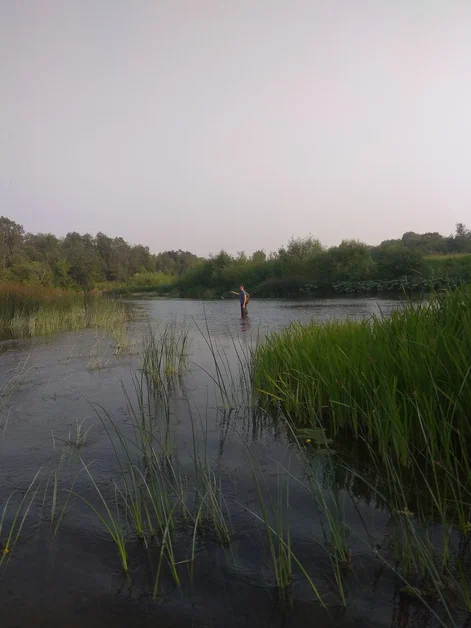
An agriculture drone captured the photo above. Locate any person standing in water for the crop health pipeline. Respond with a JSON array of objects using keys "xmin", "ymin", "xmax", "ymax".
[{"xmin": 231, "ymin": 285, "xmax": 248, "ymax": 318}]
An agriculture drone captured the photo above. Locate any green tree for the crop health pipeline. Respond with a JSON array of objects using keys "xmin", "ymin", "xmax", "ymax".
[
  {"xmin": 327, "ymin": 240, "xmax": 375, "ymax": 281},
  {"xmin": 373, "ymin": 243, "xmax": 423, "ymax": 279},
  {"xmin": 9, "ymin": 261, "xmax": 53, "ymax": 286},
  {"xmin": 453, "ymin": 223, "xmax": 471, "ymax": 253},
  {"xmin": 0, "ymin": 216, "xmax": 25, "ymax": 268},
  {"xmin": 63, "ymin": 232, "xmax": 102, "ymax": 288},
  {"xmin": 252, "ymin": 250, "xmax": 267, "ymax": 264}
]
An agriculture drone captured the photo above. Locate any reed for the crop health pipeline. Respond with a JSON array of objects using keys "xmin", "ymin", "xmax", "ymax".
[
  {"xmin": 254, "ymin": 286, "xmax": 471, "ymax": 468},
  {"xmin": 143, "ymin": 321, "xmax": 190, "ymax": 397},
  {"xmin": 0, "ymin": 283, "xmax": 128, "ymax": 338},
  {"xmin": 0, "ymin": 469, "xmax": 42, "ymax": 565}
]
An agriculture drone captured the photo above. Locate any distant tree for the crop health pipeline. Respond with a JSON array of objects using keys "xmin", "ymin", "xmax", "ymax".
[
  {"xmin": 401, "ymin": 231, "xmax": 447, "ymax": 255},
  {"xmin": 95, "ymin": 232, "xmax": 114, "ymax": 279},
  {"xmin": 0, "ymin": 216, "xmax": 25, "ymax": 268},
  {"xmin": 63, "ymin": 232, "xmax": 102, "ymax": 287},
  {"xmin": 129, "ymin": 245, "xmax": 154, "ymax": 275},
  {"xmin": 372, "ymin": 243, "xmax": 423, "ymax": 279},
  {"xmin": 9, "ymin": 261, "xmax": 53, "ymax": 286},
  {"xmin": 155, "ymin": 250, "xmax": 199, "ymax": 275},
  {"xmin": 453, "ymin": 223, "xmax": 471, "ymax": 253},
  {"xmin": 251, "ymin": 250, "xmax": 267, "ymax": 264},
  {"xmin": 285, "ymin": 236, "xmax": 323, "ymax": 260},
  {"xmin": 277, "ymin": 236, "xmax": 323, "ymax": 277},
  {"xmin": 109, "ymin": 237, "xmax": 131, "ymax": 282},
  {"xmin": 53, "ymin": 258, "xmax": 77, "ymax": 289},
  {"xmin": 327, "ymin": 240, "xmax": 375, "ymax": 281},
  {"xmin": 24, "ymin": 233, "xmax": 62, "ymax": 265}
]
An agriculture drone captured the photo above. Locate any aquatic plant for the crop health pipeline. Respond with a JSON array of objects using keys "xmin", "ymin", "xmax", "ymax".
[
  {"xmin": 0, "ymin": 283, "xmax": 128, "ymax": 339},
  {"xmin": 142, "ymin": 321, "xmax": 190, "ymax": 397},
  {"xmin": 254, "ymin": 286, "xmax": 471, "ymax": 467},
  {"xmin": 0, "ymin": 469, "xmax": 42, "ymax": 564}
]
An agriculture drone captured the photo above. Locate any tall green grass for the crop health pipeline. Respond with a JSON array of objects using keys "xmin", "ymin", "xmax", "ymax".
[
  {"xmin": 0, "ymin": 283, "xmax": 128, "ymax": 338},
  {"xmin": 253, "ymin": 287, "xmax": 471, "ymax": 621},
  {"xmin": 423, "ymin": 253, "xmax": 471, "ymax": 282},
  {"xmin": 254, "ymin": 286, "xmax": 471, "ymax": 467},
  {"xmin": 143, "ymin": 321, "xmax": 190, "ymax": 396},
  {"xmin": 85, "ymin": 376, "xmax": 231, "ymax": 593}
]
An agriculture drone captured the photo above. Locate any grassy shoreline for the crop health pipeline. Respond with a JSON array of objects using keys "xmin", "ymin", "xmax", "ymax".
[
  {"xmin": 0, "ymin": 283, "xmax": 128, "ymax": 339},
  {"xmin": 104, "ymin": 272, "xmax": 471, "ymax": 300}
]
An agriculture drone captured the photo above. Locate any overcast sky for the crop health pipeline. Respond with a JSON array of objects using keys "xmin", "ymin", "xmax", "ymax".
[{"xmin": 1, "ymin": 1, "xmax": 470, "ymax": 256}]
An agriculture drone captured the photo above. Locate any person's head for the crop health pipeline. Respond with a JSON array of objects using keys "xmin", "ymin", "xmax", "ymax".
[{"xmin": 240, "ymin": 284, "xmax": 244, "ymax": 291}]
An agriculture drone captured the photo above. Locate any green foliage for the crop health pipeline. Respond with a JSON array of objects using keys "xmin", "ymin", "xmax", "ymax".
[
  {"xmin": 422, "ymin": 253, "xmax": 471, "ymax": 281},
  {"xmin": 254, "ymin": 286, "xmax": 471, "ymax": 466},
  {"xmin": 323, "ymin": 240, "xmax": 375, "ymax": 282},
  {"xmin": 53, "ymin": 258, "xmax": 77, "ymax": 289},
  {"xmin": 129, "ymin": 271, "xmax": 175, "ymax": 287},
  {"xmin": 372, "ymin": 243, "xmax": 423, "ymax": 279},
  {"xmin": 8, "ymin": 261, "xmax": 53, "ymax": 286},
  {"xmin": 0, "ymin": 214, "xmax": 470, "ymax": 297},
  {"xmin": 385, "ymin": 224, "xmax": 471, "ymax": 255},
  {"xmin": 0, "ymin": 283, "xmax": 127, "ymax": 338}
]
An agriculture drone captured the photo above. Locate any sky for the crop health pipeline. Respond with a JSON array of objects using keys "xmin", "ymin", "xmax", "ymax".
[{"xmin": 1, "ymin": 1, "xmax": 470, "ymax": 256}]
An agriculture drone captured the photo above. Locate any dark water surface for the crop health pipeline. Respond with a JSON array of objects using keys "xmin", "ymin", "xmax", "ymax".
[{"xmin": 0, "ymin": 297, "xmax": 455, "ymax": 628}]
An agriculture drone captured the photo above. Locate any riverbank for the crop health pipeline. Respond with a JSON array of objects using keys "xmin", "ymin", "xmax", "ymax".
[
  {"xmin": 104, "ymin": 255, "xmax": 471, "ymax": 299},
  {"xmin": 0, "ymin": 283, "xmax": 128, "ymax": 339}
]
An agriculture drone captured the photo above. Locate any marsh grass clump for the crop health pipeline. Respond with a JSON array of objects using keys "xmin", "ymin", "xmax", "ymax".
[
  {"xmin": 143, "ymin": 321, "xmax": 190, "ymax": 396},
  {"xmin": 254, "ymin": 287, "xmax": 471, "ymax": 619},
  {"xmin": 254, "ymin": 286, "xmax": 471, "ymax": 467},
  {"xmin": 0, "ymin": 283, "xmax": 128, "ymax": 339},
  {"xmin": 87, "ymin": 341, "xmax": 111, "ymax": 371}
]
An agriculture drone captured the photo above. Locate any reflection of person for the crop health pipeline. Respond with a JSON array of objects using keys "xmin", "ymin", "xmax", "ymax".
[{"xmin": 231, "ymin": 284, "xmax": 247, "ymax": 318}]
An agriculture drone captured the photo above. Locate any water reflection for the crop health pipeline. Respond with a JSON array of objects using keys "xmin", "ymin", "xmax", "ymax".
[
  {"xmin": 239, "ymin": 316, "xmax": 251, "ymax": 332},
  {"xmin": 3, "ymin": 295, "xmax": 442, "ymax": 628}
]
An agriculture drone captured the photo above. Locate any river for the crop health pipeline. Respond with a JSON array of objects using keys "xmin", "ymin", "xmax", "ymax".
[{"xmin": 0, "ymin": 296, "xmax": 455, "ymax": 628}]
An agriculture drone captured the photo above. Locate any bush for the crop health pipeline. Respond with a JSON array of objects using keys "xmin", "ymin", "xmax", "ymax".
[{"xmin": 129, "ymin": 271, "xmax": 175, "ymax": 287}]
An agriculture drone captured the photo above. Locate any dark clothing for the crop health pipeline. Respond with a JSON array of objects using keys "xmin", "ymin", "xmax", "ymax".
[{"xmin": 239, "ymin": 289, "xmax": 247, "ymax": 317}]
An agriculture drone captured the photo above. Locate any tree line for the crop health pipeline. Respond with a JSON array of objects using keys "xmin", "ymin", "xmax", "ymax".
[
  {"xmin": 0, "ymin": 216, "xmax": 470, "ymax": 296},
  {"xmin": 0, "ymin": 216, "xmax": 200, "ymax": 288}
]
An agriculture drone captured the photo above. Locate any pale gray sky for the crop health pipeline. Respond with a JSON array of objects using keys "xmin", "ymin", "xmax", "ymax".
[{"xmin": 1, "ymin": 1, "xmax": 470, "ymax": 256}]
